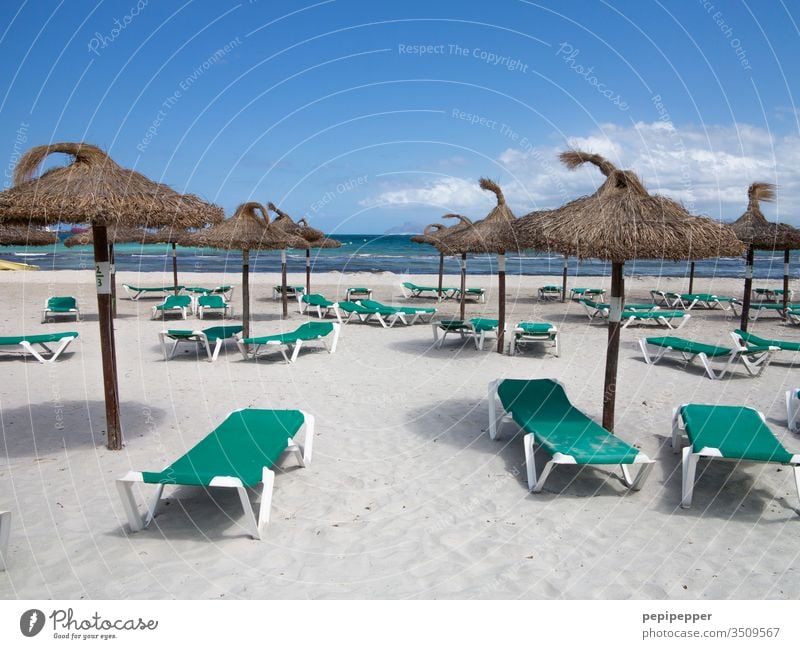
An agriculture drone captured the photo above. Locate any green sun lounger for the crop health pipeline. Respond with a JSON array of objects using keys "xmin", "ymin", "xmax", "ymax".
[
  {"xmin": 671, "ymin": 293, "xmax": 738, "ymax": 311},
  {"xmin": 272, "ymin": 285, "xmax": 304, "ymax": 300},
  {"xmin": 672, "ymin": 404, "xmax": 800, "ymax": 510},
  {"xmin": 732, "ymin": 329, "xmax": 800, "ymax": 353},
  {"xmin": 41, "ymin": 296, "xmax": 80, "ymax": 323},
  {"xmin": 0, "ymin": 331, "xmax": 78, "ymax": 363},
  {"xmin": 639, "ymin": 336, "xmax": 777, "ymax": 379},
  {"xmin": 237, "ymin": 321, "xmax": 340, "ymax": 363},
  {"xmin": 196, "ymin": 294, "xmax": 233, "ymax": 319},
  {"xmin": 431, "ymin": 318, "xmax": 499, "ymax": 350},
  {"xmin": 650, "ymin": 290, "xmax": 680, "ymax": 307},
  {"xmin": 538, "ymin": 285, "xmax": 563, "ymax": 300},
  {"xmin": 184, "ymin": 285, "xmax": 234, "ymax": 300},
  {"xmin": 151, "ymin": 294, "xmax": 192, "ymax": 320},
  {"xmin": 488, "ymin": 378, "xmax": 654, "ymax": 492},
  {"xmin": 0, "ymin": 510, "xmax": 9, "ymax": 570},
  {"xmin": 299, "ymin": 293, "xmax": 342, "ymax": 322},
  {"xmin": 159, "ymin": 325, "xmax": 244, "ymax": 361},
  {"xmin": 345, "ymin": 287, "xmax": 372, "ymax": 301},
  {"xmin": 452, "ymin": 287, "xmax": 486, "ymax": 302},
  {"xmin": 570, "ymin": 287, "xmax": 605, "ymax": 301},
  {"xmin": 753, "ymin": 287, "xmax": 793, "ymax": 303},
  {"xmin": 123, "ymin": 284, "xmax": 184, "ymax": 300},
  {"xmin": 401, "ymin": 281, "xmax": 455, "ymax": 300},
  {"xmin": 117, "ymin": 408, "xmax": 314, "ymax": 540},
  {"xmin": 508, "ymin": 322, "xmax": 559, "ymax": 356},
  {"xmin": 359, "ymin": 299, "xmax": 436, "ymax": 324},
  {"xmin": 338, "ymin": 301, "xmax": 406, "ymax": 327},
  {"xmin": 578, "ymin": 298, "xmax": 656, "ymax": 321}
]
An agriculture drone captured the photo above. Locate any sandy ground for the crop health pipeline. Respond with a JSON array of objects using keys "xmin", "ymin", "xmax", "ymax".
[{"xmin": 0, "ymin": 268, "xmax": 799, "ymax": 599}]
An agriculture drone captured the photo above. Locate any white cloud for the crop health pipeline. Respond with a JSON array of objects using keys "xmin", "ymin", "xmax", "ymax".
[{"xmin": 360, "ymin": 121, "xmax": 800, "ymax": 224}]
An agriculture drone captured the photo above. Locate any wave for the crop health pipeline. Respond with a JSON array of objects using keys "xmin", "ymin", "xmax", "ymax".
[{"xmin": 13, "ymin": 252, "xmax": 48, "ymax": 257}]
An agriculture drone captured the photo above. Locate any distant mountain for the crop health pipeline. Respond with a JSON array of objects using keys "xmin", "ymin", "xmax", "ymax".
[{"xmin": 384, "ymin": 221, "xmax": 425, "ymax": 235}]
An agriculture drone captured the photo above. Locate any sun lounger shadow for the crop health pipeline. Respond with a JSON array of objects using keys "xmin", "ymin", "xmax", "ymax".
[{"xmin": 0, "ymin": 400, "xmax": 165, "ymax": 456}]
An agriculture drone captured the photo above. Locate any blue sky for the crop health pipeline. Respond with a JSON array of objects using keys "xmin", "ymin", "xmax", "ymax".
[{"xmin": 0, "ymin": 0, "xmax": 797, "ymax": 233}]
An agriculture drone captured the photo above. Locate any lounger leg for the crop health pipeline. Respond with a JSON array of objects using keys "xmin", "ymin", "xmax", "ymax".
[
  {"xmin": 236, "ymin": 339, "xmax": 251, "ymax": 360},
  {"xmin": 290, "ymin": 340, "xmax": 302, "ymax": 363},
  {"xmin": 699, "ymin": 353, "xmax": 722, "ymax": 380},
  {"xmin": 621, "ymin": 462, "xmax": 654, "ymax": 490},
  {"xmin": 116, "ymin": 477, "xmax": 146, "ymax": 532},
  {"xmin": 329, "ymin": 324, "xmax": 340, "ymax": 353},
  {"xmin": 787, "ymin": 390, "xmax": 800, "ymax": 433},
  {"xmin": 524, "ymin": 433, "xmax": 547, "ymax": 491},
  {"xmin": 431, "ymin": 322, "xmax": 441, "ymax": 346},
  {"xmin": 210, "ymin": 338, "xmax": 223, "ymax": 362},
  {"xmin": 0, "ymin": 511, "xmax": 10, "ymax": 571},
  {"xmin": 671, "ymin": 407, "xmax": 683, "ymax": 451},
  {"xmin": 487, "ymin": 381, "xmax": 499, "ymax": 439},
  {"xmin": 254, "ymin": 468, "xmax": 275, "ymax": 540},
  {"xmin": 508, "ymin": 332, "xmax": 516, "ymax": 356},
  {"xmin": 236, "ymin": 485, "xmax": 261, "ymax": 540},
  {"xmin": 793, "ymin": 467, "xmax": 800, "ymax": 511},
  {"xmin": 144, "ymin": 484, "xmax": 165, "ymax": 527},
  {"xmin": 681, "ymin": 446, "xmax": 699, "ymax": 509}
]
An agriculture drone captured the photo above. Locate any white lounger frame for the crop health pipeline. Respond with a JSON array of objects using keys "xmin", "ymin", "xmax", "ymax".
[
  {"xmin": 0, "ymin": 334, "xmax": 78, "ymax": 364},
  {"xmin": 431, "ymin": 320, "xmax": 497, "ymax": 351},
  {"xmin": 622, "ymin": 311, "xmax": 690, "ymax": 330},
  {"xmin": 400, "ymin": 282, "xmax": 454, "ymax": 301},
  {"xmin": 41, "ymin": 298, "xmax": 80, "ymax": 323},
  {"xmin": 537, "ymin": 286, "xmax": 562, "ymax": 301},
  {"xmin": 0, "ymin": 510, "xmax": 9, "ymax": 570},
  {"xmin": 508, "ymin": 324, "xmax": 559, "ymax": 357},
  {"xmin": 197, "ymin": 298, "xmax": 233, "ymax": 320},
  {"xmin": 786, "ymin": 389, "xmax": 800, "ymax": 433},
  {"xmin": 638, "ymin": 337, "xmax": 777, "ymax": 380},
  {"xmin": 671, "ymin": 295, "xmax": 735, "ymax": 311},
  {"xmin": 236, "ymin": 323, "xmax": 340, "ymax": 363},
  {"xmin": 345, "ymin": 288, "xmax": 372, "ymax": 301},
  {"xmin": 123, "ymin": 285, "xmax": 183, "ymax": 300},
  {"xmin": 570, "ymin": 288, "xmax": 606, "ymax": 302},
  {"xmin": 487, "ymin": 380, "xmax": 654, "ymax": 492},
  {"xmin": 671, "ymin": 405, "xmax": 800, "ymax": 509},
  {"xmin": 297, "ymin": 295, "xmax": 343, "ymax": 323},
  {"xmin": 117, "ymin": 410, "xmax": 315, "ymax": 540},
  {"xmin": 649, "ymin": 290, "xmax": 679, "ymax": 307},
  {"xmin": 341, "ymin": 307, "xmax": 405, "ymax": 328},
  {"xmin": 158, "ymin": 330, "xmax": 238, "ymax": 362},
  {"xmin": 151, "ymin": 300, "xmax": 190, "ymax": 320},
  {"xmin": 272, "ymin": 285, "xmax": 304, "ymax": 300}
]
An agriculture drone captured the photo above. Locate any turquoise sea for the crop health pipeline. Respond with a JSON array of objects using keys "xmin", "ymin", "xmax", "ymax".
[{"xmin": 1, "ymin": 234, "xmax": 796, "ymax": 279}]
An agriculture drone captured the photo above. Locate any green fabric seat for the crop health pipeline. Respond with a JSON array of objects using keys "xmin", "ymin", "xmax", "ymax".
[
  {"xmin": 733, "ymin": 328, "xmax": 800, "ymax": 352},
  {"xmin": 515, "ymin": 322, "xmax": 554, "ymax": 334},
  {"xmin": 185, "ymin": 286, "xmax": 232, "ymax": 295},
  {"xmin": 151, "ymin": 295, "xmax": 192, "ymax": 320},
  {"xmin": 0, "ymin": 331, "xmax": 79, "ymax": 363},
  {"xmin": 347, "ymin": 287, "xmax": 369, "ymax": 293},
  {"xmin": 640, "ymin": 336, "xmax": 776, "ymax": 379},
  {"xmin": 509, "ymin": 322, "xmax": 559, "ymax": 356},
  {"xmin": 432, "ymin": 318, "xmax": 500, "ymax": 351},
  {"xmin": 238, "ymin": 322, "xmax": 340, "ymax": 362},
  {"xmin": 159, "ymin": 326, "xmax": 243, "ymax": 361},
  {"xmin": 359, "ymin": 299, "xmax": 436, "ymax": 324},
  {"xmin": 117, "ymin": 408, "xmax": 314, "ymax": 540},
  {"xmin": 489, "ymin": 379, "xmax": 653, "ymax": 492},
  {"xmin": 673, "ymin": 404, "xmax": 800, "ymax": 509},
  {"xmin": 303, "ymin": 294, "xmax": 336, "ymax": 307},
  {"xmin": 45, "ymin": 297, "xmax": 77, "ymax": 312},
  {"xmin": 123, "ymin": 285, "xmax": 184, "ymax": 300},
  {"xmin": 338, "ymin": 301, "xmax": 405, "ymax": 327}
]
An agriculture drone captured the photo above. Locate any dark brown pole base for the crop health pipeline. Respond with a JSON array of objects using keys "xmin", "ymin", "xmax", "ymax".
[
  {"xmin": 459, "ymin": 253, "xmax": 467, "ymax": 321},
  {"xmin": 602, "ymin": 262, "xmax": 624, "ymax": 432},
  {"xmin": 688, "ymin": 261, "xmax": 695, "ymax": 295},
  {"xmin": 497, "ymin": 258, "xmax": 506, "ymax": 354},
  {"xmin": 242, "ymin": 249, "xmax": 250, "ymax": 340},
  {"xmin": 437, "ymin": 254, "xmax": 444, "ymax": 301},
  {"xmin": 306, "ymin": 249, "xmax": 311, "ymax": 295},
  {"xmin": 561, "ymin": 257, "xmax": 568, "ymax": 303},
  {"xmin": 740, "ymin": 246, "xmax": 754, "ymax": 332},
  {"xmin": 172, "ymin": 242, "xmax": 179, "ymax": 294},
  {"xmin": 783, "ymin": 248, "xmax": 790, "ymax": 319},
  {"xmin": 281, "ymin": 257, "xmax": 289, "ymax": 320},
  {"xmin": 92, "ymin": 225, "xmax": 123, "ymax": 450}
]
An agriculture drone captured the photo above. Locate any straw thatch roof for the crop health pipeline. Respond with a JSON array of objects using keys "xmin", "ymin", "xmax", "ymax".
[
  {"xmin": 0, "ymin": 142, "xmax": 224, "ymax": 228},
  {"xmin": 421, "ymin": 214, "xmax": 479, "ymax": 255},
  {"xmin": 0, "ymin": 224, "xmax": 57, "ymax": 246},
  {"xmin": 180, "ymin": 202, "xmax": 289, "ymax": 251},
  {"xmin": 728, "ymin": 183, "xmax": 800, "ymax": 250},
  {"xmin": 64, "ymin": 225, "xmax": 161, "ymax": 247},
  {"xmin": 266, "ymin": 203, "xmax": 342, "ymax": 249},
  {"xmin": 441, "ymin": 179, "xmax": 519, "ymax": 254},
  {"xmin": 410, "ymin": 223, "xmax": 446, "ymax": 245},
  {"xmin": 514, "ymin": 151, "xmax": 745, "ymax": 261}
]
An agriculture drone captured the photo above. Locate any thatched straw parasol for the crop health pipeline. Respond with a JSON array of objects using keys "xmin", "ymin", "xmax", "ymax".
[
  {"xmin": 514, "ymin": 150, "xmax": 744, "ymax": 431},
  {"xmin": 437, "ymin": 179, "xmax": 520, "ymax": 351},
  {"xmin": 145, "ymin": 226, "xmax": 189, "ymax": 293},
  {"xmin": 728, "ymin": 183, "xmax": 800, "ymax": 327},
  {"xmin": 181, "ymin": 202, "xmax": 289, "ymax": 338},
  {"xmin": 0, "ymin": 142, "xmax": 223, "ymax": 450},
  {"xmin": 267, "ymin": 203, "xmax": 342, "ymax": 318},
  {"xmin": 0, "ymin": 224, "xmax": 57, "ymax": 246},
  {"xmin": 421, "ymin": 215, "xmax": 477, "ymax": 319}
]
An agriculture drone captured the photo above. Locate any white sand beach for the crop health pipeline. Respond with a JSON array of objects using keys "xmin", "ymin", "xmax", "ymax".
[{"xmin": 0, "ymin": 269, "xmax": 798, "ymax": 599}]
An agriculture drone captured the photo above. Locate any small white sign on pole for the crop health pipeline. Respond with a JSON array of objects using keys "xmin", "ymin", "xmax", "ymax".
[{"xmin": 95, "ymin": 261, "xmax": 111, "ymax": 294}]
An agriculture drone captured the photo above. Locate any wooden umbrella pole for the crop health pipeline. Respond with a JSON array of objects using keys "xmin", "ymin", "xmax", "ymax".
[
  {"xmin": 740, "ymin": 245, "xmax": 754, "ymax": 331},
  {"xmin": 305, "ymin": 248, "xmax": 311, "ymax": 294},
  {"xmin": 459, "ymin": 253, "xmax": 467, "ymax": 321},
  {"xmin": 783, "ymin": 248, "xmax": 790, "ymax": 319},
  {"xmin": 437, "ymin": 253, "xmax": 444, "ymax": 300},
  {"xmin": 242, "ymin": 249, "xmax": 250, "ymax": 339},
  {"xmin": 281, "ymin": 249, "xmax": 288, "ymax": 319},
  {"xmin": 602, "ymin": 262, "xmax": 624, "ymax": 432},
  {"xmin": 688, "ymin": 261, "xmax": 695, "ymax": 294},
  {"xmin": 172, "ymin": 242, "xmax": 179, "ymax": 294},
  {"xmin": 497, "ymin": 252, "xmax": 506, "ymax": 353},
  {"xmin": 561, "ymin": 256, "xmax": 568, "ymax": 303},
  {"xmin": 109, "ymin": 243, "xmax": 116, "ymax": 319},
  {"xmin": 92, "ymin": 225, "xmax": 122, "ymax": 450}
]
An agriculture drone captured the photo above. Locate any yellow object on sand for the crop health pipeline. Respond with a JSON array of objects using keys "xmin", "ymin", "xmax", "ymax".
[{"xmin": 0, "ymin": 259, "xmax": 38, "ymax": 271}]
